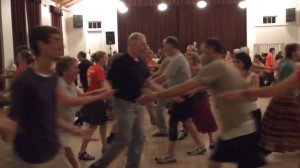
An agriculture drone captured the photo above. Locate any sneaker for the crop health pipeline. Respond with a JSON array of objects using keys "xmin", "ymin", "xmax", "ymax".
[
  {"xmin": 155, "ymin": 154, "xmax": 177, "ymax": 164},
  {"xmin": 178, "ymin": 130, "xmax": 188, "ymax": 140},
  {"xmin": 187, "ymin": 146, "xmax": 207, "ymax": 156}
]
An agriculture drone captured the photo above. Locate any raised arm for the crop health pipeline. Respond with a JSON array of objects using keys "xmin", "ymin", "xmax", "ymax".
[
  {"xmin": 246, "ymin": 73, "xmax": 298, "ymax": 97},
  {"xmin": 220, "ymin": 72, "xmax": 299, "ymax": 99}
]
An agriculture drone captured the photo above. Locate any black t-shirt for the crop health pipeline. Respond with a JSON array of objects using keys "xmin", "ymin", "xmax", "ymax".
[
  {"xmin": 9, "ymin": 68, "xmax": 60, "ymax": 163},
  {"xmin": 78, "ymin": 59, "xmax": 92, "ymax": 87},
  {"xmin": 108, "ymin": 53, "xmax": 150, "ymax": 102}
]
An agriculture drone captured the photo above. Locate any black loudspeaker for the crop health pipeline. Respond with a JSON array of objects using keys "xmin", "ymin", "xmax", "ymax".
[
  {"xmin": 286, "ymin": 8, "xmax": 296, "ymax": 22},
  {"xmin": 106, "ymin": 32, "xmax": 115, "ymax": 45},
  {"xmin": 73, "ymin": 15, "xmax": 83, "ymax": 28}
]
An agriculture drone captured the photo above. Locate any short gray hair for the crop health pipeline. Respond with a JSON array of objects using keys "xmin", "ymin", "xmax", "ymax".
[
  {"xmin": 187, "ymin": 45, "xmax": 197, "ymax": 52},
  {"xmin": 127, "ymin": 32, "xmax": 145, "ymax": 46}
]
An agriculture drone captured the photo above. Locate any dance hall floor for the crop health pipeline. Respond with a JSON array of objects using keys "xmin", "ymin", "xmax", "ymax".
[{"xmin": 0, "ymin": 98, "xmax": 299, "ymax": 168}]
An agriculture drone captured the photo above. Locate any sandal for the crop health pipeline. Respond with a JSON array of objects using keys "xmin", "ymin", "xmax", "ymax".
[{"xmin": 78, "ymin": 152, "xmax": 95, "ymax": 161}]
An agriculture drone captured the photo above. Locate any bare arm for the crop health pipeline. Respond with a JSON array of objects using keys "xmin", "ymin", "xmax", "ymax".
[
  {"xmin": 245, "ymin": 73, "xmax": 298, "ymax": 97},
  {"xmin": 57, "ymin": 85, "xmax": 112, "ymax": 106},
  {"xmin": 247, "ymin": 74, "xmax": 259, "ymax": 101},
  {"xmin": 154, "ymin": 73, "xmax": 168, "ymax": 84},
  {"xmin": 146, "ymin": 78, "xmax": 165, "ymax": 92},
  {"xmin": 137, "ymin": 78, "xmax": 204, "ymax": 104},
  {"xmin": 156, "ymin": 78, "xmax": 203, "ymax": 99}
]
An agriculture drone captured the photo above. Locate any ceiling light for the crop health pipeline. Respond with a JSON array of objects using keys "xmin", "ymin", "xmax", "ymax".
[
  {"xmin": 118, "ymin": 1, "xmax": 128, "ymax": 13},
  {"xmin": 158, "ymin": 2, "xmax": 168, "ymax": 11},
  {"xmin": 238, "ymin": 0, "xmax": 247, "ymax": 9},
  {"xmin": 197, "ymin": 1, "xmax": 207, "ymax": 8}
]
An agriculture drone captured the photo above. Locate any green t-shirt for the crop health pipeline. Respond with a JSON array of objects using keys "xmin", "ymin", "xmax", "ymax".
[
  {"xmin": 278, "ymin": 59, "xmax": 298, "ymax": 96},
  {"xmin": 196, "ymin": 59, "xmax": 255, "ymax": 139}
]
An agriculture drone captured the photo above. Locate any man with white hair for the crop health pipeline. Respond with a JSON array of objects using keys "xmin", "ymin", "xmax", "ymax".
[
  {"xmin": 186, "ymin": 44, "xmax": 198, "ymax": 55},
  {"xmin": 90, "ymin": 32, "xmax": 165, "ymax": 168}
]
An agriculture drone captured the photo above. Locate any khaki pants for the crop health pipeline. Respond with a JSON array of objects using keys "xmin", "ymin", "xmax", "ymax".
[{"xmin": 10, "ymin": 149, "xmax": 71, "ymax": 168}]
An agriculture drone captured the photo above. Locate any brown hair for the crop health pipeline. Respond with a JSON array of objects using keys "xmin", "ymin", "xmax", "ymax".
[
  {"xmin": 56, "ymin": 56, "xmax": 77, "ymax": 76},
  {"xmin": 29, "ymin": 26, "xmax": 61, "ymax": 56},
  {"xmin": 19, "ymin": 50, "xmax": 35, "ymax": 65},
  {"xmin": 91, "ymin": 51, "xmax": 106, "ymax": 63}
]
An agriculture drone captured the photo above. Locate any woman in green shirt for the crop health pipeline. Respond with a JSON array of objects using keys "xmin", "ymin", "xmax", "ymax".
[{"xmin": 260, "ymin": 43, "xmax": 300, "ymax": 153}]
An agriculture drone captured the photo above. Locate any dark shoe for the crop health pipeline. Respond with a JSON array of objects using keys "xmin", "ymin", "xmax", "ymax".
[
  {"xmin": 209, "ymin": 143, "xmax": 215, "ymax": 149},
  {"xmin": 89, "ymin": 162, "xmax": 101, "ymax": 168},
  {"xmin": 106, "ymin": 133, "xmax": 115, "ymax": 144},
  {"xmin": 178, "ymin": 131, "xmax": 188, "ymax": 140},
  {"xmin": 254, "ymin": 153, "xmax": 267, "ymax": 167},
  {"xmin": 152, "ymin": 132, "xmax": 168, "ymax": 137},
  {"xmin": 74, "ymin": 117, "xmax": 83, "ymax": 126},
  {"xmin": 78, "ymin": 152, "xmax": 95, "ymax": 161}
]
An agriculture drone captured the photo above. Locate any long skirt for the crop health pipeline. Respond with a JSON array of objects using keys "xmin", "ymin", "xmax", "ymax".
[
  {"xmin": 260, "ymin": 96, "xmax": 300, "ymax": 152},
  {"xmin": 192, "ymin": 95, "xmax": 218, "ymax": 133}
]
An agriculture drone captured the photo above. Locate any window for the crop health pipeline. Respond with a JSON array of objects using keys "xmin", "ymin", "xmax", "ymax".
[
  {"xmin": 88, "ymin": 21, "xmax": 101, "ymax": 29},
  {"xmin": 263, "ymin": 16, "xmax": 276, "ymax": 24}
]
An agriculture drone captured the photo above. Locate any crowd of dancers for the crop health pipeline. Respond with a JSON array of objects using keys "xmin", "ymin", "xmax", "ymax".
[{"xmin": 0, "ymin": 25, "xmax": 299, "ymax": 168}]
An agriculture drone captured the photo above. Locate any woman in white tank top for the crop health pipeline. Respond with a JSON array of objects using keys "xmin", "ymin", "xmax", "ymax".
[{"xmin": 235, "ymin": 52, "xmax": 262, "ymax": 131}]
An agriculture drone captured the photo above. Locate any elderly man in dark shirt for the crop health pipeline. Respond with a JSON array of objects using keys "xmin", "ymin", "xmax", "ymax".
[{"xmin": 90, "ymin": 33, "xmax": 165, "ymax": 168}]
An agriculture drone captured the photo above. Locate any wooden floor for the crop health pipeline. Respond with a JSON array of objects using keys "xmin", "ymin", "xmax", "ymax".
[{"xmin": 0, "ymin": 98, "xmax": 299, "ymax": 168}]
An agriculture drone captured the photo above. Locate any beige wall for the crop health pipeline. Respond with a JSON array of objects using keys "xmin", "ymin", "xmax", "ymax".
[
  {"xmin": 1, "ymin": 0, "xmax": 14, "ymax": 69},
  {"xmin": 247, "ymin": 0, "xmax": 300, "ymax": 56},
  {"xmin": 64, "ymin": 0, "xmax": 119, "ymax": 59},
  {"xmin": 1, "ymin": 0, "xmax": 119, "ymax": 65}
]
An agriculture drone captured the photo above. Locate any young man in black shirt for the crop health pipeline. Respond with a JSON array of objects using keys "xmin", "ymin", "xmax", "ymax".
[
  {"xmin": 9, "ymin": 26, "xmax": 112, "ymax": 167},
  {"xmin": 90, "ymin": 33, "xmax": 165, "ymax": 168},
  {"xmin": 77, "ymin": 51, "xmax": 92, "ymax": 92}
]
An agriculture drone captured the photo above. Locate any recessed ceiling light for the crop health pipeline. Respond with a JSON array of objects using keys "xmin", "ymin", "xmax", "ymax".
[
  {"xmin": 158, "ymin": 2, "xmax": 168, "ymax": 11},
  {"xmin": 197, "ymin": 1, "xmax": 207, "ymax": 9},
  {"xmin": 238, "ymin": 0, "xmax": 247, "ymax": 9}
]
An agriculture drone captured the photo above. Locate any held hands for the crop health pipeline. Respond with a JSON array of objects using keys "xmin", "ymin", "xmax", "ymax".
[
  {"xmin": 99, "ymin": 89, "xmax": 114, "ymax": 100},
  {"xmin": 0, "ymin": 118, "xmax": 17, "ymax": 142}
]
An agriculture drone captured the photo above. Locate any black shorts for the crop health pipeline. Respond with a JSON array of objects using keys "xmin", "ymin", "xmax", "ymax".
[
  {"xmin": 169, "ymin": 96, "xmax": 193, "ymax": 121},
  {"xmin": 80, "ymin": 100, "xmax": 108, "ymax": 125},
  {"xmin": 211, "ymin": 132, "xmax": 264, "ymax": 168}
]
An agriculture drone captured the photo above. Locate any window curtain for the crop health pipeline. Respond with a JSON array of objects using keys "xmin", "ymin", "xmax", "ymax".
[
  {"xmin": 118, "ymin": 3, "xmax": 246, "ymax": 52},
  {"xmin": 50, "ymin": 5, "xmax": 64, "ymax": 55},
  {"xmin": 11, "ymin": 0, "xmax": 28, "ymax": 56},
  {"xmin": 26, "ymin": 0, "xmax": 41, "ymax": 30},
  {"xmin": 50, "ymin": 5, "xmax": 63, "ymax": 32}
]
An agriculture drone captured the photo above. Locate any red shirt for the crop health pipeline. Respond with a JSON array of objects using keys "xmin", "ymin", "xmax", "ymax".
[
  {"xmin": 147, "ymin": 58, "xmax": 156, "ymax": 66},
  {"xmin": 15, "ymin": 66, "xmax": 25, "ymax": 77},
  {"xmin": 87, "ymin": 65, "xmax": 105, "ymax": 92},
  {"xmin": 265, "ymin": 53, "xmax": 274, "ymax": 69}
]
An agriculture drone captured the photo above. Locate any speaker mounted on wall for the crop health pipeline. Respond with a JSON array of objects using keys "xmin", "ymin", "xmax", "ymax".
[
  {"xmin": 286, "ymin": 8, "xmax": 296, "ymax": 22},
  {"xmin": 106, "ymin": 32, "xmax": 115, "ymax": 45},
  {"xmin": 73, "ymin": 15, "xmax": 83, "ymax": 28}
]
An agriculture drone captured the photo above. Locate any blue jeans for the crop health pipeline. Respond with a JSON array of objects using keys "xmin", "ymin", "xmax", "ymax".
[
  {"xmin": 155, "ymin": 99, "xmax": 167, "ymax": 134},
  {"xmin": 90, "ymin": 98, "xmax": 144, "ymax": 168}
]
